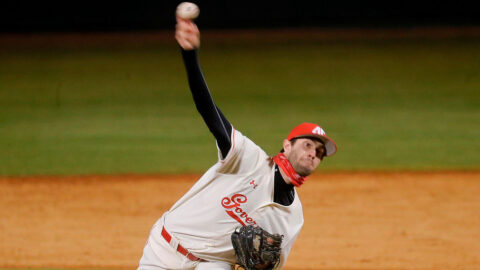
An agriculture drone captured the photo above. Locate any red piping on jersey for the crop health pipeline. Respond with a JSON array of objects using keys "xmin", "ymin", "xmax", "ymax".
[{"xmin": 273, "ymin": 153, "xmax": 306, "ymax": 187}]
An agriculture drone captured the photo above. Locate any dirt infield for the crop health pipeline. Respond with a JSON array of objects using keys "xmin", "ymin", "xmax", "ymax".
[{"xmin": 1, "ymin": 172, "xmax": 479, "ymax": 270}]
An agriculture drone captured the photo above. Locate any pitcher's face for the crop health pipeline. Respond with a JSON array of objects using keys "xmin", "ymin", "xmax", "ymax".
[{"xmin": 283, "ymin": 138, "xmax": 325, "ymax": 177}]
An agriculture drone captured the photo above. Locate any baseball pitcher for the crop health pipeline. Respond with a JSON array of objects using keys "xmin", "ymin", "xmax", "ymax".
[{"xmin": 137, "ymin": 15, "xmax": 337, "ymax": 270}]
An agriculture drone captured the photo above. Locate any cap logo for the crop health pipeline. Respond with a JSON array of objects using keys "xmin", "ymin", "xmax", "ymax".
[{"xmin": 312, "ymin": 126, "xmax": 325, "ymax": 136}]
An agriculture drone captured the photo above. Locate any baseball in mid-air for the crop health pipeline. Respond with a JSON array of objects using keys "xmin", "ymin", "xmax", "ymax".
[{"xmin": 176, "ymin": 2, "xmax": 200, "ymax": 20}]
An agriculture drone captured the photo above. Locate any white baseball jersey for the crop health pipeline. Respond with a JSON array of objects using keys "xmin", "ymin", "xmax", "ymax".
[{"xmin": 159, "ymin": 128, "xmax": 304, "ymax": 268}]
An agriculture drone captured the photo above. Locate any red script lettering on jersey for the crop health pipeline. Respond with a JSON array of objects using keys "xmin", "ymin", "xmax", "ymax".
[{"xmin": 221, "ymin": 194, "xmax": 257, "ymax": 226}]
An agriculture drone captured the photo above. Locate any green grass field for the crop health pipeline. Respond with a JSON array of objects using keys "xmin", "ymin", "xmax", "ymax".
[{"xmin": 1, "ymin": 34, "xmax": 479, "ymax": 176}]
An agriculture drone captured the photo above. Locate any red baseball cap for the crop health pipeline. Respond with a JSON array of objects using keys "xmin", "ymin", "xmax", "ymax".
[{"xmin": 286, "ymin": 122, "xmax": 337, "ymax": 156}]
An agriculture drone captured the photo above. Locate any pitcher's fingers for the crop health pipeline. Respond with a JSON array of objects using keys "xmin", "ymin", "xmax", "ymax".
[
  {"xmin": 176, "ymin": 16, "xmax": 196, "ymax": 29},
  {"xmin": 184, "ymin": 34, "xmax": 200, "ymax": 48},
  {"xmin": 176, "ymin": 33, "xmax": 195, "ymax": 50},
  {"xmin": 182, "ymin": 40, "xmax": 195, "ymax": 50}
]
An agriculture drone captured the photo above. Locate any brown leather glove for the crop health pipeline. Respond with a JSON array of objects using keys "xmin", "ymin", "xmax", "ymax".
[{"xmin": 231, "ymin": 225, "xmax": 283, "ymax": 270}]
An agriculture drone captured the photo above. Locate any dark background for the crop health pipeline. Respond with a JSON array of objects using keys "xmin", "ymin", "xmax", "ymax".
[{"xmin": 1, "ymin": 1, "xmax": 479, "ymax": 33}]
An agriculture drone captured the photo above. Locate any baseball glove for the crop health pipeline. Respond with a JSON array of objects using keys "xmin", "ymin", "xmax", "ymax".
[{"xmin": 231, "ymin": 225, "xmax": 283, "ymax": 270}]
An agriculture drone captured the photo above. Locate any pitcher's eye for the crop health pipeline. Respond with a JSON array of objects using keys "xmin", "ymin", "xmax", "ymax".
[{"xmin": 316, "ymin": 147, "xmax": 326, "ymax": 160}]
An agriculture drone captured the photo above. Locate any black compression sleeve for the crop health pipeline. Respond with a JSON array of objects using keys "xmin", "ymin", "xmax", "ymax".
[
  {"xmin": 273, "ymin": 165, "xmax": 295, "ymax": 206},
  {"xmin": 181, "ymin": 49, "xmax": 232, "ymax": 158}
]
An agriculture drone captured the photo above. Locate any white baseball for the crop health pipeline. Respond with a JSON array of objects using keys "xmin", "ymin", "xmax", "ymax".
[{"xmin": 176, "ymin": 2, "xmax": 200, "ymax": 20}]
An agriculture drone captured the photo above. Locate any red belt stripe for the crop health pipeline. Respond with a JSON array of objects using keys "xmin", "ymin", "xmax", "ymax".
[{"xmin": 161, "ymin": 227, "xmax": 206, "ymax": 262}]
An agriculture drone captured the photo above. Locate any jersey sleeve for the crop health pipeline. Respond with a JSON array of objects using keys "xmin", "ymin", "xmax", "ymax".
[{"xmin": 216, "ymin": 128, "xmax": 268, "ymax": 175}]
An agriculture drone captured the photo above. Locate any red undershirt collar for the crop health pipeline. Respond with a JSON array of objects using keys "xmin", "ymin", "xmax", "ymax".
[{"xmin": 272, "ymin": 153, "xmax": 306, "ymax": 187}]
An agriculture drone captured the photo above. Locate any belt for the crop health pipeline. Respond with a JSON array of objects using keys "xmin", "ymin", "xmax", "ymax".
[{"xmin": 161, "ymin": 226, "xmax": 206, "ymax": 262}]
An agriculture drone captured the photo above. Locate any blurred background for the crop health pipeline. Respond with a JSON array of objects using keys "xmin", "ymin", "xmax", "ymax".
[
  {"xmin": 1, "ymin": 1, "xmax": 479, "ymax": 176},
  {"xmin": 1, "ymin": 1, "xmax": 479, "ymax": 32}
]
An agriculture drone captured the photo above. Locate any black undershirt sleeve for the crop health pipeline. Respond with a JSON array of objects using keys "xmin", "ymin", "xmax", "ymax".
[
  {"xmin": 181, "ymin": 49, "xmax": 232, "ymax": 158},
  {"xmin": 182, "ymin": 48, "xmax": 292, "ymax": 205},
  {"xmin": 274, "ymin": 165, "xmax": 295, "ymax": 206}
]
